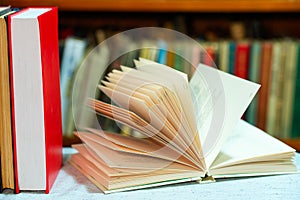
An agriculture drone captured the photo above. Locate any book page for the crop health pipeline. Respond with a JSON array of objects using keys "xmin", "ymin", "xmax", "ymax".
[
  {"xmin": 190, "ymin": 64, "xmax": 260, "ymax": 169},
  {"xmin": 81, "ymin": 134, "xmax": 198, "ymax": 171},
  {"xmin": 210, "ymin": 120, "xmax": 295, "ymax": 170},
  {"xmin": 135, "ymin": 60, "xmax": 204, "ymax": 165},
  {"xmin": 77, "ymin": 130, "xmax": 198, "ymax": 169},
  {"xmin": 100, "ymin": 65, "xmax": 205, "ymax": 167}
]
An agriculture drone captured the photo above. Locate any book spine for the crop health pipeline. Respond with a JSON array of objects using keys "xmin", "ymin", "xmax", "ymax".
[
  {"xmin": 60, "ymin": 37, "xmax": 87, "ymax": 135},
  {"xmin": 182, "ymin": 42, "xmax": 192, "ymax": 75},
  {"xmin": 203, "ymin": 45, "xmax": 215, "ymax": 67},
  {"xmin": 246, "ymin": 41, "xmax": 261, "ymax": 125},
  {"xmin": 281, "ymin": 41, "xmax": 298, "ymax": 138},
  {"xmin": 266, "ymin": 42, "xmax": 281, "ymax": 136},
  {"xmin": 166, "ymin": 47, "xmax": 175, "ymax": 68},
  {"xmin": 234, "ymin": 42, "xmax": 250, "ymax": 79},
  {"xmin": 291, "ymin": 42, "xmax": 300, "ymax": 138},
  {"xmin": 218, "ymin": 41, "xmax": 229, "ymax": 72},
  {"xmin": 228, "ymin": 41, "xmax": 236, "ymax": 74},
  {"xmin": 257, "ymin": 42, "xmax": 273, "ymax": 131},
  {"xmin": 273, "ymin": 42, "xmax": 287, "ymax": 137},
  {"xmin": 157, "ymin": 40, "xmax": 167, "ymax": 65},
  {"xmin": 174, "ymin": 46, "xmax": 183, "ymax": 71}
]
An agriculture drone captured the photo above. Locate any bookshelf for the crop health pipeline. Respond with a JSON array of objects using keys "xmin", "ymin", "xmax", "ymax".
[
  {"xmin": 6, "ymin": 0, "xmax": 300, "ymax": 12},
  {"xmin": 6, "ymin": 0, "xmax": 300, "ymax": 151}
]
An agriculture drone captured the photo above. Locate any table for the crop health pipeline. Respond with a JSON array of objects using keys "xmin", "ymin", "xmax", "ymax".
[{"xmin": 1, "ymin": 149, "xmax": 300, "ymax": 200}]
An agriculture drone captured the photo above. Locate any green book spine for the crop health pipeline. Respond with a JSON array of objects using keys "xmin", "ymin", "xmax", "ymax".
[
  {"xmin": 291, "ymin": 42, "xmax": 300, "ymax": 138},
  {"xmin": 174, "ymin": 47, "xmax": 183, "ymax": 72},
  {"xmin": 246, "ymin": 41, "xmax": 261, "ymax": 125}
]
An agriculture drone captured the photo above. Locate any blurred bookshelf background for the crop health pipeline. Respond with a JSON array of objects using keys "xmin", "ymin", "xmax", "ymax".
[{"xmin": 6, "ymin": 0, "xmax": 300, "ymax": 150}]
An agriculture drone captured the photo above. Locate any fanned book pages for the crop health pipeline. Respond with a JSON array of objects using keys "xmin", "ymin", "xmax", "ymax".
[{"xmin": 70, "ymin": 58, "xmax": 297, "ymax": 194}]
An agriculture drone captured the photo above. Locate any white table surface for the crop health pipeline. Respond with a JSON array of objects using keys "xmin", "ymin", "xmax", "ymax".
[{"xmin": 1, "ymin": 148, "xmax": 300, "ymax": 200}]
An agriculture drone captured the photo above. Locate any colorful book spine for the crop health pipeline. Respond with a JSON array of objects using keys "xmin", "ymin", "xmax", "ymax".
[
  {"xmin": 246, "ymin": 41, "xmax": 261, "ymax": 125},
  {"xmin": 266, "ymin": 42, "xmax": 283, "ymax": 137},
  {"xmin": 234, "ymin": 42, "xmax": 250, "ymax": 79},
  {"xmin": 257, "ymin": 42, "xmax": 273, "ymax": 131},
  {"xmin": 228, "ymin": 41, "xmax": 236, "ymax": 74},
  {"xmin": 218, "ymin": 41, "xmax": 229, "ymax": 72},
  {"xmin": 291, "ymin": 42, "xmax": 300, "ymax": 138},
  {"xmin": 281, "ymin": 41, "xmax": 298, "ymax": 138},
  {"xmin": 157, "ymin": 40, "xmax": 167, "ymax": 65},
  {"xmin": 174, "ymin": 46, "xmax": 183, "ymax": 72},
  {"xmin": 60, "ymin": 37, "xmax": 87, "ymax": 135}
]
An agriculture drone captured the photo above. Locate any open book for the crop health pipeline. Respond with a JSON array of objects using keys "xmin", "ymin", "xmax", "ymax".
[{"xmin": 69, "ymin": 58, "xmax": 297, "ymax": 193}]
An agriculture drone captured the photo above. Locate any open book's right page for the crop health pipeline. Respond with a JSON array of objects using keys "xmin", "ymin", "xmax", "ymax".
[
  {"xmin": 209, "ymin": 119, "xmax": 296, "ymax": 177},
  {"xmin": 190, "ymin": 64, "xmax": 260, "ymax": 170}
]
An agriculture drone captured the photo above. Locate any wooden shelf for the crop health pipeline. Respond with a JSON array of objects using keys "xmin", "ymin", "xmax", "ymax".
[{"xmin": 6, "ymin": 0, "xmax": 300, "ymax": 12}]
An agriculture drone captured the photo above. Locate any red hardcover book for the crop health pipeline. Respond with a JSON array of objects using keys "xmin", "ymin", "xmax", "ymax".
[
  {"xmin": 8, "ymin": 7, "xmax": 62, "ymax": 193},
  {"xmin": 257, "ymin": 42, "xmax": 273, "ymax": 130},
  {"xmin": 234, "ymin": 42, "xmax": 250, "ymax": 79}
]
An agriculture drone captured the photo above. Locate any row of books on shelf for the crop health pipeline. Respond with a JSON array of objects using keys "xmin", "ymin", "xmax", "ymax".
[
  {"xmin": 60, "ymin": 33, "xmax": 300, "ymax": 141},
  {"xmin": 0, "ymin": 6, "xmax": 62, "ymax": 193}
]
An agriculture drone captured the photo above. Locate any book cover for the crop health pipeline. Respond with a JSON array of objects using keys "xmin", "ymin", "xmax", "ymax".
[{"xmin": 8, "ymin": 7, "xmax": 62, "ymax": 193}]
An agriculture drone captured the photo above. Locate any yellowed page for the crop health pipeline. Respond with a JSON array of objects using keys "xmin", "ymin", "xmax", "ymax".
[
  {"xmin": 77, "ymin": 131, "xmax": 199, "ymax": 169},
  {"xmin": 81, "ymin": 134, "xmax": 198, "ymax": 171},
  {"xmin": 136, "ymin": 60, "xmax": 199, "ymax": 144},
  {"xmin": 99, "ymin": 84, "xmax": 197, "ymax": 156},
  {"xmin": 89, "ymin": 99, "xmax": 203, "ymax": 166},
  {"xmin": 132, "ymin": 60, "xmax": 204, "ymax": 165},
  {"xmin": 100, "ymin": 68, "xmax": 204, "ymax": 167}
]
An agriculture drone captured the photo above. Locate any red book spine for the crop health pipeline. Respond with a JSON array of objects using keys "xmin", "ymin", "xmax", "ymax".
[
  {"xmin": 234, "ymin": 43, "xmax": 250, "ymax": 79},
  {"xmin": 38, "ymin": 7, "xmax": 62, "ymax": 194},
  {"xmin": 203, "ymin": 46, "xmax": 215, "ymax": 67}
]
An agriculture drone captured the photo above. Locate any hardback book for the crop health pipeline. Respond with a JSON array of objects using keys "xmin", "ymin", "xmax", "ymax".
[
  {"xmin": 8, "ymin": 7, "xmax": 62, "ymax": 193},
  {"xmin": 0, "ymin": 6, "xmax": 15, "ymax": 192},
  {"xmin": 70, "ymin": 58, "xmax": 297, "ymax": 194}
]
